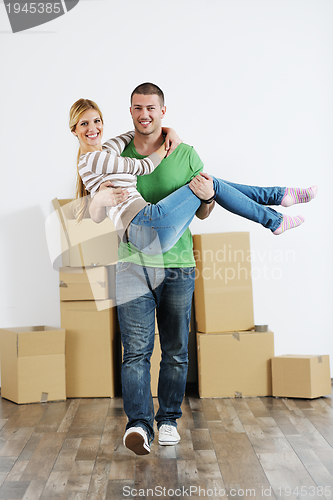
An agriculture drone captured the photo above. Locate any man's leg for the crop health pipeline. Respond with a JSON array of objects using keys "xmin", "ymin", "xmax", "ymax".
[
  {"xmin": 155, "ymin": 267, "xmax": 195, "ymax": 440},
  {"xmin": 116, "ymin": 262, "xmax": 160, "ymax": 447}
]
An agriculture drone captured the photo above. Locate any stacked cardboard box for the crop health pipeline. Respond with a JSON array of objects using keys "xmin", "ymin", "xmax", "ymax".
[
  {"xmin": 193, "ymin": 232, "xmax": 274, "ymax": 398},
  {"xmin": 53, "ymin": 198, "xmax": 119, "ymax": 398},
  {"xmin": 0, "ymin": 326, "xmax": 66, "ymax": 404}
]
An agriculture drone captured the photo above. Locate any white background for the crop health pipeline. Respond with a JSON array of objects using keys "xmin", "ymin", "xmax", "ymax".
[{"xmin": 0, "ymin": 0, "xmax": 332, "ymax": 371}]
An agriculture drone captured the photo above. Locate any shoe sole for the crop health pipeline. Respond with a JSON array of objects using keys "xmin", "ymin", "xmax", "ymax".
[
  {"xmin": 125, "ymin": 432, "xmax": 150, "ymax": 455},
  {"xmin": 158, "ymin": 439, "xmax": 180, "ymax": 446}
]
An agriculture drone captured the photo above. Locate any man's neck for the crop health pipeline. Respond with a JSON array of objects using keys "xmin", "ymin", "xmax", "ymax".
[{"xmin": 133, "ymin": 130, "xmax": 164, "ymax": 156}]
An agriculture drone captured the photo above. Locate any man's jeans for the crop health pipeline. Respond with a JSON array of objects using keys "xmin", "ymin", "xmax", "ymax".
[{"xmin": 116, "ymin": 262, "xmax": 195, "ymax": 444}]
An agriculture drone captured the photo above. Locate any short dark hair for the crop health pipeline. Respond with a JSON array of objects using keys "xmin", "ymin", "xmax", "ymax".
[{"xmin": 131, "ymin": 82, "xmax": 165, "ymax": 107}]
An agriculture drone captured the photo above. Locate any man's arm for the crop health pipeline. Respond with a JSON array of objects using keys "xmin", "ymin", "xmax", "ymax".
[
  {"xmin": 189, "ymin": 172, "xmax": 215, "ymax": 220},
  {"xmin": 89, "ymin": 182, "xmax": 129, "ymax": 223},
  {"xmin": 196, "ymin": 200, "xmax": 215, "ymax": 220}
]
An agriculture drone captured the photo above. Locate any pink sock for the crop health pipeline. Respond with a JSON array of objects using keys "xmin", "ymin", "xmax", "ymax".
[
  {"xmin": 273, "ymin": 215, "xmax": 305, "ymax": 235},
  {"xmin": 281, "ymin": 185, "xmax": 318, "ymax": 207}
]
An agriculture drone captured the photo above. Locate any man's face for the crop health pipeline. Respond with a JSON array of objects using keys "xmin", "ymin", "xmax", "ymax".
[{"xmin": 130, "ymin": 94, "xmax": 166, "ymax": 136}]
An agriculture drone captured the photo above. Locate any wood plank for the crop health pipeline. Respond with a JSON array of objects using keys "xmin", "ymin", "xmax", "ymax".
[
  {"xmin": 21, "ymin": 479, "xmax": 46, "ymax": 500},
  {"xmin": 57, "ymin": 400, "xmax": 81, "ymax": 434},
  {"xmin": 190, "ymin": 429, "xmax": 214, "ymax": 451},
  {"xmin": 257, "ymin": 452, "xmax": 318, "ymax": 499},
  {"xmin": 66, "ymin": 400, "xmax": 110, "ymax": 439},
  {"xmin": 52, "ymin": 438, "xmax": 81, "ymax": 472},
  {"xmin": 87, "ymin": 459, "xmax": 112, "ymax": 499},
  {"xmin": 20, "ymin": 432, "xmax": 67, "ymax": 481}
]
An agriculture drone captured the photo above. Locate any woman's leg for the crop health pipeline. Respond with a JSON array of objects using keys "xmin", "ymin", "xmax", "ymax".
[
  {"xmin": 211, "ymin": 176, "xmax": 284, "ymax": 231},
  {"xmin": 221, "ymin": 180, "xmax": 318, "ymax": 207},
  {"xmin": 220, "ymin": 180, "xmax": 285, "ymax": 205},
  {"xmin": 128, "ymin": 184, "xmax": 201, "ymax": 255}
]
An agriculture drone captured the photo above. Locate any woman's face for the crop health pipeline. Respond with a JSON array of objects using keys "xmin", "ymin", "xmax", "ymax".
[{"xmin": 74, "ymin": 108, "xmax": 103, "ymax": 153}]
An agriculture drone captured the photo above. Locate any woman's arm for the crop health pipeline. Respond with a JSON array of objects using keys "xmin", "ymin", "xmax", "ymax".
[
  {"xmin": 103, "ymin": 131, "xmax": 135, "ymax": 155},
  {"xmin": 162, "ymin": 127, "xmax": 182, "ymax": 156},
  {"xmin": 79, "ymin": 146, "xmax": 165, "ymax": 196}
]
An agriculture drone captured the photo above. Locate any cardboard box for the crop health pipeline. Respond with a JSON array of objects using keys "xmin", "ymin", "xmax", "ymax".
[
  {"xmin": 0, "ymin": 326, "xmax": 66, "ymax": 404},
  {"xmin": 193, "ymin": 232, "xmax": 254, "ymax": 333},
  {"xmin": 60, "ymin": 300, "xmax": 117, "ymax": 398},
  {"xmin": 59, "ymin": 266, "xmax": 115, "ymax": 301},
  {"xmin": 272, "ymin": 355, "xmax": 332, "ymax": 399},
  {"xmin": 197, "ymin": 331, "xmax": 274, "ymax": 398},
  {"xmin": 151, "ymin": 332, "xmax": 161, "ymax": 398},
  {"xmin": 52, "ymin": 198, "xmax": 118, "ymax": 268}
]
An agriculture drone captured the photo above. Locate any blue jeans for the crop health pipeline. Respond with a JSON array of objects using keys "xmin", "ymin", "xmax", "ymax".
[
  {"xmin": 116, "ymin": 262, "xmax": 195, "ymax": 444},
  {"xmin": 128, "ymin": 179, "xmax": 285, "ymax": 254}
]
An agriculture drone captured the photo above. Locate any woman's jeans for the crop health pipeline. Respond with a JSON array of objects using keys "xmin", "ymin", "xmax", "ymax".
[
  {"xmin": 128, "ymin": 179, "xmax": 285, "ymax": 254},
  {"xmin": 116, "ymin": 262, "xmax": 195, "ymax": 444}
]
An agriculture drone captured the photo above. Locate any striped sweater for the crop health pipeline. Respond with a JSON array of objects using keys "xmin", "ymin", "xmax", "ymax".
[{"xmin": 78, "ymin": 131, "xmax": 161, "ymax": 236}]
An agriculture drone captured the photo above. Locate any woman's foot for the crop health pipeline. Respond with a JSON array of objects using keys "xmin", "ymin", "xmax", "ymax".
[
  {"xmin": 273, "ymin": 215, "xmax": 305, "ymax": 235},
  {"xmin": 281, "ymin": 185, "xmax": 318, "ymax": 207}
]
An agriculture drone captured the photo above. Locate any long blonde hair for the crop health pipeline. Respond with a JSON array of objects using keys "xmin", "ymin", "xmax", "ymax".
[{"xmin": 69, "ymin": 98, "xmax": 104, "ymax": 222}]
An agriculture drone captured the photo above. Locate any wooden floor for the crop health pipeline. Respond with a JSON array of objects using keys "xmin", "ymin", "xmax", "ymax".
[{"xmin": 0, "ymin": 386, "xmax": 332, "ymax": 500}]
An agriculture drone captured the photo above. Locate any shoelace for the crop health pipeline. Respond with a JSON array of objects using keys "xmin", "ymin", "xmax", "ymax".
[{"xmin": 162, "ymin": 425, "xmax": 174, "ymax": 435}]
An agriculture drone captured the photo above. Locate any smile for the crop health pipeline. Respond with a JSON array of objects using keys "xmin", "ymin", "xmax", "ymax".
[{"xmin": 87, "ymin": 133, "xmax": 99, "ymax": 139}]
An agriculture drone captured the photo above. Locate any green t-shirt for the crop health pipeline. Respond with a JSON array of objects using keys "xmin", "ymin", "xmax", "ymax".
[{"xmin": 118, "ymin": 141, "xmax": 204, "ymax": 268}]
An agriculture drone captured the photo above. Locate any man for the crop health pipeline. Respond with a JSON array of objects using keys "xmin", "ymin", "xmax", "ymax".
[
  {"xmin": 116, "ymin": 83, "xmax": 215, "ymax": 455},
  {"xmin": 89, "ymin": 82, "xmax": 214, "ymax": 454}
]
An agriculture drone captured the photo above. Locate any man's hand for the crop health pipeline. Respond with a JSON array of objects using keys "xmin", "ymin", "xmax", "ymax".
[
  {"xmin": 89, "ymin": 181, "xmax": 129, "ymax": 223},
  {"xmin": 189, "ymin": 172, "xmax": 214, "ymax": 200},
  {"xmin": 189, "ymin": 172, "xmax": 215, "ymax": 220}
]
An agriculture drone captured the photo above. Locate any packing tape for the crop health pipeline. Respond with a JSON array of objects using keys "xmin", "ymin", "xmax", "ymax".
[
  {"xmin": 59, "ymin": 281, "xmax": 68, "ymax": 288},
  {"xmin": 318, "ymin": 356, "xmax": 323, "ymax": 363},
  {"xmin": 232, "ymin": 332, "xmax": 240, "ymax": 341},
  {"xmin": 96, "ymin": 281, "xmax": 106, "ymax": 288},
  {"xmin": 255, "ymin": 325, "xmax": 268, "ymax": 332},
  {"xmin": 40, "ymin": 392, "xmax": 48, "ymax": 403}
]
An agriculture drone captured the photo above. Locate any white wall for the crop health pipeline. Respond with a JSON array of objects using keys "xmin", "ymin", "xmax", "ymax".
[{"xmin": 1, "ymin": 0, "xmax": 332, "ymax": 371}]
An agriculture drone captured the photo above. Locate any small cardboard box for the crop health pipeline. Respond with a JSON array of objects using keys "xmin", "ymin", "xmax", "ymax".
[
  {"xmin": 52, "ymin": 198, "xmax": 118, "ymax": 268},
  {"xmin": 197, "ymin": 330, "xmax": 274, "ymax": 398},
  {"xmin": 59, "ymin": 266, "xmax": 114, "ymax": 301},
  {"xmin": 0, "ymin": 326, "xmax": 66, "ymax": 404},
  {"xmin": 60, "ymin": 300, "xmax": 117, "ymax": 398},
  {"xmin": 193, "ymin": 232, "xmax": 254, "ymax": 333},
  {"xmin": 272, "ymin": 355, "xmax": 332, "ymax": 399}
]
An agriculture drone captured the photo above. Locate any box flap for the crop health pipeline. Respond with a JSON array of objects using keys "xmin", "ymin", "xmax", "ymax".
[{"xmin": 17, "ymin": 329, "xmax": 65, "ymax": 357}]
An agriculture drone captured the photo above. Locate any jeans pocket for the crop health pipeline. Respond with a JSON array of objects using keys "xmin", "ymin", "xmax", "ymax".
[
  {"xmin": 180, "ymin": 267, "xmax": 196, "ymax": 276},
  {"xmin": 116, "ymin": 261, "xmax": 132, "ymax": 274}
]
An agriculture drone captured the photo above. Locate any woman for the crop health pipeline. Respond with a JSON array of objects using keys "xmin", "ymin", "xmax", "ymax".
[{"xmin": 70, "ymin": 98, "xmax": 317, "ymax": 255}]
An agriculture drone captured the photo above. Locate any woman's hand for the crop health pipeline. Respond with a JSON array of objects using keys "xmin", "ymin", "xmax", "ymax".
[
  {"xmin": 162, "ymin": 127, "xmax": 182, "ymax": 156},
  {"xmin": 89, "ymin": 181, "xmax": 129, "ymax": 223}
]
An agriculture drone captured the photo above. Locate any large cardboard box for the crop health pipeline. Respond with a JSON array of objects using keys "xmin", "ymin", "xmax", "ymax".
[
  {"xmin": 272, "ymin": 355, "xmax": 332, "ymax": 399},
  {"xmin": 52, "ymin": 198, "xmax": 118, "ymax": 268},
  {"xmin": 193, "ymin": 232, "xmax": 254, "ymax": 333},
  {"xmin": 59, "ymin": 266, "xmax": 115, "ymax": 302},
  {"xmin": 0, "ymin": 326, "xmax": 66, "ymax": 404},
  {"xmin": 197, "ymin": 331, "xmax": 274, "ymax": 398},
  {"xmin": 60, "ymin": 300, "xmax": 117, "ymax": 398}
]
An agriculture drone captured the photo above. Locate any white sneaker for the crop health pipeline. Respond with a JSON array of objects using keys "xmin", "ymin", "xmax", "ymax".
[
  {"xmin": 158, "ymin": 424, "xmax": 180, "ymax": 446},
  {"xmin": 123, "ymin": 427, "xmax": 151, "ymax": 455}
]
